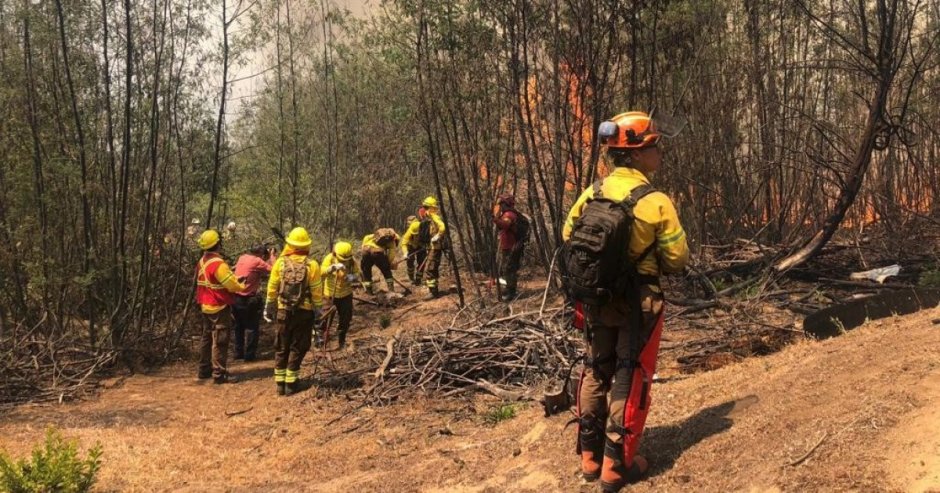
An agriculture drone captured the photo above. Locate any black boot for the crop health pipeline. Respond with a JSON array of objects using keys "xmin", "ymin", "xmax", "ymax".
[
  {"xmin": 277, "ymin": 382, "xmax": 286, "ymax": 396},
  {"xmin": 285, "ymin": 381, "xmax": 298, "ymax": 396}
]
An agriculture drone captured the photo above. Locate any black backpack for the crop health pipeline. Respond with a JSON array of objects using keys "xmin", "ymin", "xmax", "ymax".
[
  {"xmin": 417, "ymin": 219, "xmax": 432, "ymax": 245},
  {"xmin": 562, "ymin": 180, "xmax": 656, "ymax": 306},
  {"xmin": 511, "ymin": 210, "xmax": 531, "ymax": 247}
]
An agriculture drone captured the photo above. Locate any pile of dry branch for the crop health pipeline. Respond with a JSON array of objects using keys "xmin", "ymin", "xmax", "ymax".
[
  {"xmin": 347, "ymin": 305, "xmax": 580, "ymax": 405},
  {"xmin": 0, "ymin": 318, "xmax": 115, "ymax": 409}
]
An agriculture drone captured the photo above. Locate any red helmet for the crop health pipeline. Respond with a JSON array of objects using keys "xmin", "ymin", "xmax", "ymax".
[{"xmin": 597, "ymin": 111, "xmax": 661, "ymax": 150}]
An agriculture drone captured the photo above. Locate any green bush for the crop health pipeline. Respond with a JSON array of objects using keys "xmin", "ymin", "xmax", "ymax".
[
  {"xmin": 483, "ymin": 403, "xmax": 518, "ymax": 425},
  {"xmin": 0, "ymin": 428, "xmax": 102, "ymax": 493},
  {"xmin": 918, "ymin": 265, "xmax": 940, "ymax": 288}
]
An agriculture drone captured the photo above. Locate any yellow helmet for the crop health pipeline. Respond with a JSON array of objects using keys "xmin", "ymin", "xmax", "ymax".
[
  {"xmin": 198, "ymin": 229, "xmax": 220, "ymax": 250},
  {"xmin": 422, "ymin": 196, "xmax": 439, "ymax": 208},
  {"xmin": 334, "ymin": 241, "xmax": 353, "ymax": 261},
  {"xmin": 286, "ymin": 227, "xmax": 312, "ymax": 248}
]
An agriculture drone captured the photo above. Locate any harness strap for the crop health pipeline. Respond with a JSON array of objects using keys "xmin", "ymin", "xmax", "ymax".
[{"xmin": 197, "ymin": 257, "xmax": 225, "ymax": 288}]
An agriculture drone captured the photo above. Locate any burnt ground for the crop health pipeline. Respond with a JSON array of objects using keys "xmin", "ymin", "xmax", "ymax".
[{"xmin": 1, "ymin": 271, "xmax": 939, "ymax": 492}]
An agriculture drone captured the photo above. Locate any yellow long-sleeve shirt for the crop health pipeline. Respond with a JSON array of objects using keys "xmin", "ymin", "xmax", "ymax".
[
  {"xmin": 264, "ymin": 246, "xmax": 323, "ymax": 311},
  {"xmin": 562, "ymin": 167, "xmax": 689, "ymax": 276},
  {"xmin": 401, "ymin": 219, "xmax": 423, "ymax": 254},
  {"xmin": 362, "ymin": 233, "xmax": 398, "ymax": 262},
  {"xmin": 321, "ymin": 252, "xmax": 362, "ymax": 299},
  {"xmin": 428, "ymin": 211, "xmax": 446, "ymax": 250}
]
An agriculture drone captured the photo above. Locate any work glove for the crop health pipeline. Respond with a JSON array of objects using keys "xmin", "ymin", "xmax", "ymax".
[
  {"xmin": 431, "ymin": 234, "xmax": 442, "ymax": 243},
  {"xmin": 327, "ymin": 262, "xmax": 345, "ymax": 274},
  {"xmin": 345, "ymin": 273, "xmax": 358, "ymax": 283},
  {"xmin": 263, "ymin": 302, "xmax": 276, "ymax": 323}
]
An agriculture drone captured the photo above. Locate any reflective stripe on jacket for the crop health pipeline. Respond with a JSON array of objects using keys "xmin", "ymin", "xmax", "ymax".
[
  {"xmin": 562, "ymin": 167, "xmax": 689, "ymax": 276},
  {"xmin": 195, "ymin": 253, "xmax": 244, "ymax": 314},
  {"xmin": 264, "ymin": 246, "xmax": 323, "ymax": 311}
]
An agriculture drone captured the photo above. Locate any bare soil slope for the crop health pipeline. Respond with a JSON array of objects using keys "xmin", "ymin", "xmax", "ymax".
[{"xmin": 1, "ymin": 295, "xmax": 938, "ymax": 493}]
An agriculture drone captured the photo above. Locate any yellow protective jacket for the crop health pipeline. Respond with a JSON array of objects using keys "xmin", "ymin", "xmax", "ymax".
[
  {"xmin": 264, "ymin": 246, "xmax": 324, "ymax": 311},
  {"xmin": 321, "ymin": 252, "xmax": 362, "ymax": 299},
  {"xmin": 562, "ymin": 167, "xmax": 689, "ymax": 276},
  {"xmin": 401, "ymin": 219, "xmax": 423, "ymax": 255},
  {"xmin": 427, "ymin": 211, "xmax": 446, "ymax": 250},
  {"xmin": 361, "ymin": 233, "xmax": 399, "ymax": 262}
]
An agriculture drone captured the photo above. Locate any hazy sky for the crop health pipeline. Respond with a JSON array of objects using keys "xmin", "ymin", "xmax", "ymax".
[{"xmin": 227, "ymin": 0, "xmax": 372, "ymax": 117}]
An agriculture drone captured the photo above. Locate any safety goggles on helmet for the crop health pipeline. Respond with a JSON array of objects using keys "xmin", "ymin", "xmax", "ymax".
[{"xmin": 598, "ymin": 110, "xmax": 686, "ymax": 150}]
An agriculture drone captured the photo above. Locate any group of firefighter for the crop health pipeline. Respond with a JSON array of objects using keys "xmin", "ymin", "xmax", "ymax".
[{"xmin": 193, "ymin": 110, "xmax": 687, "ymax": 493}]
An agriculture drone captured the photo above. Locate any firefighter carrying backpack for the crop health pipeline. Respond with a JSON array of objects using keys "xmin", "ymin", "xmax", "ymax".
[
  {"xmin": 277, "ymin": 256, "xmax": 311, "ymax": 314},
  {"xmin": 562, "ymin": 180, "xmax": 656, "ymax": 306}
]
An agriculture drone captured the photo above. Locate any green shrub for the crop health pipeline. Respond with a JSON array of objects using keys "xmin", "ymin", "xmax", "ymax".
[
  {"xmin": 483, "ymin": 403, "xmax": 518, "ymax": 425},
  {"xmin": 0, "ymin": 428, "xmax": 102, "ymax": 493},
  {"xmin": 918, "ymin": 266, "xmax": 940, "ymax": 288}
]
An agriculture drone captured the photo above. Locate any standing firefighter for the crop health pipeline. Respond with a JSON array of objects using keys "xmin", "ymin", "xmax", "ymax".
[
  {"xmin": 360, "ymin": 228, "xmax": 400, "ymax": 294},
  {"xmin": 263, "ymin": 228, "xmax": 323, "ymax": 396},
  {"xmin": 562, "ymin": 111, "xmax": 688, "ymax": 492},
  {"xmin": 420, "ymin": 196, "xmax": 447, "ymax": 299},
  {"xmin": 401, "ymin": 211, "xmax": 429, "ymax": 286},
  {"xmin": 321, "ymin": 241, "xmax": 361, "ymax": 350},
  {"xmin": 232, "ymin": 245, "xmax": 273, "ymax": 361},
  {"xmin": 492, "ymin": 193, "xmax": 529, "ymax": 301},
  {"xmin": 194, "ymin": 229, "xmax": 246, "ymax": 384}
]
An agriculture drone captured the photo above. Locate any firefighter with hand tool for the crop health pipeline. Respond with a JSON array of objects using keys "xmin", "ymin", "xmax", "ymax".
[
  {"xmin": 320, "ymin": 241, "xmax": 361, "ymax": 350},
  {"xmin": 420, "ymin": 196, "xmax": 447, "ymax": 299},
  {"xmin": 562, "ymin": 111, "xmax": 688, "ymax": 492},
  {"xmin": 263, "ymin": 227, "xmax": 323, "ymax": 396},
  {"xmin": 360, "ymin": 228, "xmax": 401, "ymax": 295},
  {"xmin": 401, "ymin": 211, "xmax": 429, "ymax": 286},
  {"xmin": 194, "ymin": 230, "xmax": 246, "ymax": 384}
]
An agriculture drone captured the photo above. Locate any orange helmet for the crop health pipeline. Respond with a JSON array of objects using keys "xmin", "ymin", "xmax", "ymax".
[{"xmin": 597, "ymin": 111, "xmax": 661, "ymax": 150}]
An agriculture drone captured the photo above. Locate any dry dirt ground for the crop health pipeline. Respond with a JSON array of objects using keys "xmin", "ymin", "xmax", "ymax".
[{"xmin": 1, "ymin": 281, "xmax": 939, "ymax": 493}]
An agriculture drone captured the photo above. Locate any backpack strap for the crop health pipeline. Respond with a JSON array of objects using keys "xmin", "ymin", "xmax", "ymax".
[
  {"xmin": 592, "ymin": 179, "xmax": 605, "ymax": 200},
  {"xmin": 619, "ymin": 184, "xmax": 657, "ymax": 263}
]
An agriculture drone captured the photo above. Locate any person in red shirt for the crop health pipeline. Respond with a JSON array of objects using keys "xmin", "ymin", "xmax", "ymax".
[
  {"xmin": 492, "ymin": 193, "xmax": 526, "ymax": 301},
  {"xmin": 232, "ymin": 244, "xmax": 273, "ymax": 361}
]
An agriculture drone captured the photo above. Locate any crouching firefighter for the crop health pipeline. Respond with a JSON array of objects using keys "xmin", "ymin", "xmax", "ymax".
[
  {"xmin": 263, "ymin": 227, "xmax": 323, "ymax": 396},
  {"xmin": 360, "ymin": 228, "xmax": 400, "ymax": 294},
  {"xmin": 562, "ymin": 111, "xmax": 688, "ymax": 492}
]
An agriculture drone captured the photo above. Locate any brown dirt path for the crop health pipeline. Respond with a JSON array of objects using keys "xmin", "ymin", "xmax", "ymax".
[{"xmin": 1, "ymin": 289, "xmax": 938, "ymax": 492}]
